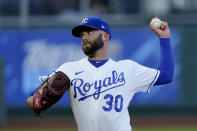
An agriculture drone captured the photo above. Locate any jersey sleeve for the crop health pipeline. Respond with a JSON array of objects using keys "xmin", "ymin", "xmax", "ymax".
[
  {"xmin": 55, "ymin": 62, "xmax": 75, "ymax": 76},
  {"xmin": 130, "ymin": 61, "xmax": 160, "ymax": 93},
  {"xmin": 55, "ymin": 63, "xmax": 68, "ymax": 73}
]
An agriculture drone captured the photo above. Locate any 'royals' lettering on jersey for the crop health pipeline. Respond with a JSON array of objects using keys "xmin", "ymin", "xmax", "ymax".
[{"xmin": 71, "ymin": 70, "xmax": 125, "ymax": 101}]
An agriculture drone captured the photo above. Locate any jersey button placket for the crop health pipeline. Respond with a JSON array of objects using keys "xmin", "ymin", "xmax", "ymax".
[{"xmin": 88, "ymin": 74, "xmax": 101, "ymax": 130}]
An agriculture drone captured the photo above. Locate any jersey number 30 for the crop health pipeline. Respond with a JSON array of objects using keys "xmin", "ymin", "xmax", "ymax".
[{"xmin": 102, "ymin": 94, "xmax": 123, "ymax": 112}]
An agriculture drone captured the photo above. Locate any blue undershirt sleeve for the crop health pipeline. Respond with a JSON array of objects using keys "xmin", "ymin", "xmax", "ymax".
[{"xmin": 154, "ymin": 38, "xmax": 174, "ymax": 85}]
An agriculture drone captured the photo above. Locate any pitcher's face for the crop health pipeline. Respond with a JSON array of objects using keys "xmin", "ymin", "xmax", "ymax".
[{"xmin": 81, "ymin": 29, "xmax": 104, "ymax": 57}]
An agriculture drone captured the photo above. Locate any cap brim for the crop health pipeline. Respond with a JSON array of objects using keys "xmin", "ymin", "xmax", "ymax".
[{"xmin": 72, "ymin": 25, "xmax": 99, "ymax": 37}]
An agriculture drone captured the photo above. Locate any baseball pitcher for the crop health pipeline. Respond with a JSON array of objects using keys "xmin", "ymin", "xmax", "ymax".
[{"xmin": 26, "ymin": 17, "xmax": 174, "ymax": 131}]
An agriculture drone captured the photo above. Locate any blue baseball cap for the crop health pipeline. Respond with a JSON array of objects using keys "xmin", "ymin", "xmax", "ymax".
[{"xmin": 72, "ymin": 17, "xmax": 111, "ymax": 39}]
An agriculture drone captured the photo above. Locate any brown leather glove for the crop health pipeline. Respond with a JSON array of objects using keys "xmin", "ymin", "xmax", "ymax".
[{"xmin": 32, "ymin": 71, "xmax": 70, "ymax": 116}]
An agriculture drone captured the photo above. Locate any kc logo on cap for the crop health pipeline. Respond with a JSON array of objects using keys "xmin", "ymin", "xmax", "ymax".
[{"xmin": 81, "ymin": 18, "xmax": 88, "ymax": 24}]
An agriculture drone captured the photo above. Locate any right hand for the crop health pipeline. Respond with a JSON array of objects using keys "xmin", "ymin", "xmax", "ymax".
[{"xmin": 149, "ymin": 18, "xmax": 170, "ymax": 38}]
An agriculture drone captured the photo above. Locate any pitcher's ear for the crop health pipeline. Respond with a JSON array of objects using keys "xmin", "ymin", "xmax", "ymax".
[{"xmin": 103, "ymin": 32, "xmax": 110, "ymax": 40}]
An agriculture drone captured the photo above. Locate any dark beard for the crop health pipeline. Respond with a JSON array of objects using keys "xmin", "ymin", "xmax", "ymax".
[{"xmin": 82, "ymin": 34, "xmax": 104, "ymax": 57}]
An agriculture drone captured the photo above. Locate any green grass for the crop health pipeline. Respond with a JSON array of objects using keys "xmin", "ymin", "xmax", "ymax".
[
  {"xmin": 1, "ymin": 127, "xmax": 197, "ymax": 131},
  {"xmin": 135, "ymin": 127, "xmax": 197, "ymax": 131}
]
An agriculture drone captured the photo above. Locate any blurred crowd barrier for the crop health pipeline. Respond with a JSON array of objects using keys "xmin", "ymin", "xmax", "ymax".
[
  {"xmin": 0, "ymin": 0, "xmax": 197, "ymax": 27},
  {"xmin": 0, "ymin": 0, "xmax": 197, "ymax": 16}
]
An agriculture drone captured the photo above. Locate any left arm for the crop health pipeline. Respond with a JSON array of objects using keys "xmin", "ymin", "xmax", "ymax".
[
  {"xmin": 155, "ymin": 38, "xmax": 174, "ymax": 85},
  {"xmin": 150, "ymin": 19, "xmax": 174, "ymax": 85}
]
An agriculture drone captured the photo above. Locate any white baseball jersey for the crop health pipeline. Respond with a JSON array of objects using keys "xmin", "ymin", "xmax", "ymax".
[{"xmin": 56, "ymin": 57, "xmax": 160, "ymax": 131}]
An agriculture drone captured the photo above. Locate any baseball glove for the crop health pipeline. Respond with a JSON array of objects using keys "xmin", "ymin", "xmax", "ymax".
[{"xmin": 32, "ymin": 71, "xmax": 70, "ymax": 116}]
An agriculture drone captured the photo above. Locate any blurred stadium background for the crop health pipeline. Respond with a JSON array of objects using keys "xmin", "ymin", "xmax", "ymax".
[{"xmin": 0, "ymin": 0, "xmax": 197, "ymax": 130}]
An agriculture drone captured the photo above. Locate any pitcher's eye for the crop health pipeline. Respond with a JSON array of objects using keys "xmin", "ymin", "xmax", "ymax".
[
  {"xmin": 87, "ymin": 28, "xmax": 96, "ymax": 34},
  {"xmin": 88, "ymin": 31, "xmax": 92, "ymax": 34}
]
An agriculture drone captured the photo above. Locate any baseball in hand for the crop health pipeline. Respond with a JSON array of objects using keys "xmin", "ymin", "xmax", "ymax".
[{"xmin": 150, "ymin": 18, "xmax": 161, "ymax": 28}]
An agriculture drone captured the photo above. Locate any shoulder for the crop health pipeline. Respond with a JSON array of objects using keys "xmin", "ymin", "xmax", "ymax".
[
  {"xmin": 58, "ymin": 61, "xmax": 76, "ymax": 69},
  {"xmin": 117, "ymin": 59, "xmax": 137, "ymax": 66},
  {"xmin": 57, "ymin": 58, "xmax": 86, "ymax": 71},
  {"xmin": 110, "ymin": 59, "xmax": 138, "ymax": 71}
]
